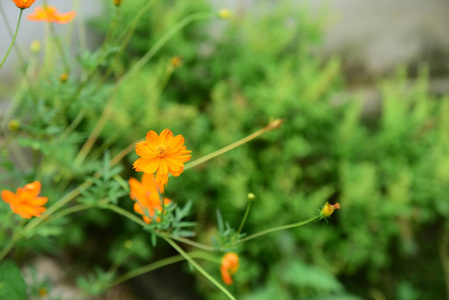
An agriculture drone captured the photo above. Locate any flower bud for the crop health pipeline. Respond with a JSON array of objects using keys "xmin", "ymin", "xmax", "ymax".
[
  {"xmin": 30, "ymin": 40, "xmax": 41, "ymax": 53},
  {"xmin": 60, "ymin": 73, "xmax": 68, "ymax": 83},
  {"xmin": 218, "ymin": 9, "xmax": 232, "ymax": 19},
  {"xmin": 114, "ymin": 0, "xmax": 122, "ymax": 7},
  {"xmin": 320, "ymin": 202, "xmax": 340, "ymax": 218},
  {"xmin": 8, "ymin": 119, "xmax": 20, "ymax": 132},
  {"xmin": 170, "ymin": 56, "xmax": 183, "ymax": 68},
  {"xmin": 247, "ymin": 193, "xmax": 256, "ymax": 201}
]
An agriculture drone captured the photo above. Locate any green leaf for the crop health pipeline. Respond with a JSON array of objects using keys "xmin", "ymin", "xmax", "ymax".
[{"xmin": 0, "ymin": 260, "xmax": 27, "ymax": 300}]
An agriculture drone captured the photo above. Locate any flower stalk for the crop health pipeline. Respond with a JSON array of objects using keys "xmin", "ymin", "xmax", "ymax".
[{"xmin": 0, "ymin": 9, "xmax": 23, "ymax": 69}]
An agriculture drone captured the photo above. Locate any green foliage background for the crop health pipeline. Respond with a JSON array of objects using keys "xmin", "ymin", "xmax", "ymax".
[{"xmin": 1, "ymin": 0, "xmax": 448, "ymax": 299}]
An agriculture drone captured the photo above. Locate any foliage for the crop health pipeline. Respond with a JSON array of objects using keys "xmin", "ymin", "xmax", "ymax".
[{"xmin": 0, "ymin": 0, "xmax": 448, "ymax": 299}]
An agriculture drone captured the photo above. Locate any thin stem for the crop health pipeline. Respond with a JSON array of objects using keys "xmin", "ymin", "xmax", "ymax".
[
  {"xmin": 237, "ymin": 202, "xmax": 252, "ymax": 236},
  {"xmin": 48, "ymin": 22, "xmax": 70, "ymax": 72},
  {"xmin": 41, "ymin": 204, "xmax": 91, "ymax": 224},
  {"xmin": 0, "ymin": 239, "xmax": 15, "ymax": 262},
  {"xmin": 232, "ymin": 216, "xmax": 320, "ymax": 246},
  {"xmin": 117, "ymin": 12, "xmax": 213, "ymax": 86},
  {"xmin": 184, "ymin": 126, "xmax": 269, "ymax": 171},
  {"xmin": 439, "ymin": 227, "xmax": 449, "ymax": 300},
  {"xmin": 73, "ymin": 102, "xmax": 113, "ymax": 166},
  {"xmin": 0, "ymin": 9, "xmax": 22, "ymax": 69},
  {"xmin": 23, "ymin": 180, "xmax": 94, "ymax": 235},
  {"xmin": 158, "ymin": 232, "xmax": 216, "ymax": 251},
  {"xmin": 102, "ymin": 204, "xmax": 147, "ymax": 227},
  {"xmin": 108, "ymin": 251, "xmax": 220, "ymax": 287},
  {"xmin": 163, "ymin": 237, "xmax": 236, "ymax": 300},
  {"xmin": 110, "ymin": 139, "xmax": 142, "ymax": 166}
]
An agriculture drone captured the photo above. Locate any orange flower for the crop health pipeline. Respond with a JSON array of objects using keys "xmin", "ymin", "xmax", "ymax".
[
  {"xmin": 320, "ymin": 202, "xmax": 341, "ymax": 218},
  {"xmin": 27, "ymin": 6, "xmax": 76, "ymax": 24},
  {"xmin": 220, "ymin": 252, "xmax": 239, "ymax": 285},
  {"xmin": 1, "ymin": 181, "xmax": 48, "ymax": 219},
  {"xmin": 129, "ymin": 173, "xmax": 171, "ymax": 223},
  {"xmin": 12, "ymin": 0, "xmax": 35, "ymax": 9},
  {"xmin": 133, "ymin": 129, "xmax": 192, "ymax": 187}
]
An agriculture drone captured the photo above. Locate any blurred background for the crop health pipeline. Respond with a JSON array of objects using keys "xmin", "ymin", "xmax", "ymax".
[{"xmin": 1, "ymin": 0, "xmax": 449, "ymax": 299}]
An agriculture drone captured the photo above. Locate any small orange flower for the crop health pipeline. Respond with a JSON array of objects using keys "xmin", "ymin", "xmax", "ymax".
[
  {"xmin": 133, "ymin": 129, "xmax": 192, "ymax": 187},
  {"xmin": 320, "ymin": 202, "xmax": 341, "ymax": 218},
  {"xmin": 27, "ymin": 6, "xmax": 76, "ymax": 24},
  {"xmin": 129, "ymin": 173, "xmax": 171, "ymax": 223},
  {"xmin": 1, "ymin": 181, "xmax": 48, "ymax": 219},
  {"xmin": 220, "ymin": 252, "xmax": 239, "ymax": 285},
  {"xmin": 12, "ymin": 0, "xmax": 35, "ymax": 9}
]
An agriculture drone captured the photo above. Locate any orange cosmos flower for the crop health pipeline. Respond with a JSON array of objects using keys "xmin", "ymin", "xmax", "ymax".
[
  {"xmin": 221, "ymin": 252, "xmax": 239, "ymax": 285},
  {"xmin": 1, "ymin": 181, "xmax": 48, "ymax": 219},
  {"xmin": 133, "ymin": 129, "xmax": 192, "ymax": 187},
  {"xmin": 320, "ymin": 202, "xmax": 341, "ymax": 218},
  {"xmin": 27, "ymin": 6, "xmax": 76, "ymax": 24},
  {"xmin": 12, "ymin": 0, "xmax": 35, "ymax": 9},
  {"xmin": 129, "ymin": 173, "xmax": 171, "ymax": 223}
]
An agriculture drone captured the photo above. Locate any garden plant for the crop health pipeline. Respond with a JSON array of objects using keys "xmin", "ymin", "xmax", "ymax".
[{"xmin": 1, "ymin": 0, "xmax": 448, "ymax": 300}]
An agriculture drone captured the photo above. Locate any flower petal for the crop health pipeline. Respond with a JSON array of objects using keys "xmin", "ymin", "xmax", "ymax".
[
  {"xmin": 133, "ymin": 158, "xmax": 160, "ymax": 174},
  {"xmin": 145, "ymin": 131, "xmax": 160, "ymax": 148},
  {"xmin": 1, "ymin": 190, "xmax": 17, "ymax": 204}
]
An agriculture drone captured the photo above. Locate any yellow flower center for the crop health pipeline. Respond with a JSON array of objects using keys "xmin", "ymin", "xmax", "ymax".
[{"xmin": 156, "ymin": 144, "xmax": 168, "ymax": 157}]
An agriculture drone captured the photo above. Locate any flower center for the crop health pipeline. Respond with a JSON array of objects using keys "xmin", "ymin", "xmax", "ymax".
[{"xmin": 156, "ymin": 144, "xmax": 168, "ymax": 157}]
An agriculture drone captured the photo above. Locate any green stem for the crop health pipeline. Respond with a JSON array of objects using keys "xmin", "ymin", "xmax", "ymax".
[
  {"xmin": 40, "ymin": 204, "xmax": 91, "ymax": 224},
  {"xmin": 0, "ymin": 239, "xmax": 15, "ymax": 262},
  {"xmin": 102, "ymin": 204, "xmax": 147, "ymax": 227},
  {"xmin": 158, "ymin": 232, "xmax": 216, "ymax": 251},
  {"xmin": 48, "ymin": 21, "xmax": 70, "ymax": 72},
  {"xmin": 117, "ymin": 12, "xmax": 213, "ymax": 85},
  {"xmin": 232, "ymin": 216, "xmax": 320, "ymax": 246},
  {"xmin": 23, "ymin": 180, "xmax": 93, "ymax": 235},
  {"xmin": 237, "ymin": 202, "xmax": 252, "ymax": 236},
  {"xmin": 184, "ymin": 126, "xmax": 269, "ymax": 171},
  {"xmin": 108, "ymin": 251, "xmax": 219, "ymax": 288},
  {"xmin": 0, "ymin": 9, "xmax": 22, "ymax": 69},
  {"xmin": 103, "ymin": 204, "xmax": 216, "ymax": 251},
  {"xmin": 163, "ymin": 237, "xmax": 236, "ymax": 300}
]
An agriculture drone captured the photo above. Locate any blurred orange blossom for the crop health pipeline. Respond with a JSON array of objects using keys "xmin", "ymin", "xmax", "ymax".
[
  {"xmin": 129, "ymin": 173, "xmax": 171, "ymax": 223},
  {"xmin": 221, "ymin": 252, "xmax": 239, "ymax": 285},
  {"xmin": 133, "ymin": 129, "xmax": 191, "ymax": 187},
  {"xmin": 27, "ymin": 6, "xmax": 76, "ymax": 24},
  {"xmin": 12, "ymin": 0, "xmax": 35, "ymax": 9},
  {"xmin": 1, "ymin": 181, "xmax": 48, "ymax": 219}
]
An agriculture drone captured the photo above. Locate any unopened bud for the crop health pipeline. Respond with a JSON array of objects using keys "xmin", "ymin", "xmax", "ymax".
[
  {"xmin": 247, "ymin": 193, "xmax": 255, "ymax": 201},
  {"xmin": 124, "ymin": 240, "xmax": 132, "ymax": 249},
  {"xmin": 267, "ymin": 118, "xmax": 284, "ymax": 130},
  {"xmin": 170, "ymin": 56, "xmax": 183, "ymax": 68},
  {"xmin": 8, "ymin": 119, "xmax": 20, "ymax": 132},
  {"xmin": 320, "ymin": 202, "xmax": 340, "ymax": 219},
  {"xmin": 218, "ymin": 9, "xmax": 232, "ymax": 19},
  {"xmin": 60, "ymin": 73, "xmax": 68, "ymax": 83},
  {"xmin": 113, "ymin": 0, "xmax": 122, "ymax": 6},
  {"xmin": 30, "ymin": 40, "xmax": 41, "ymax": 53}
]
